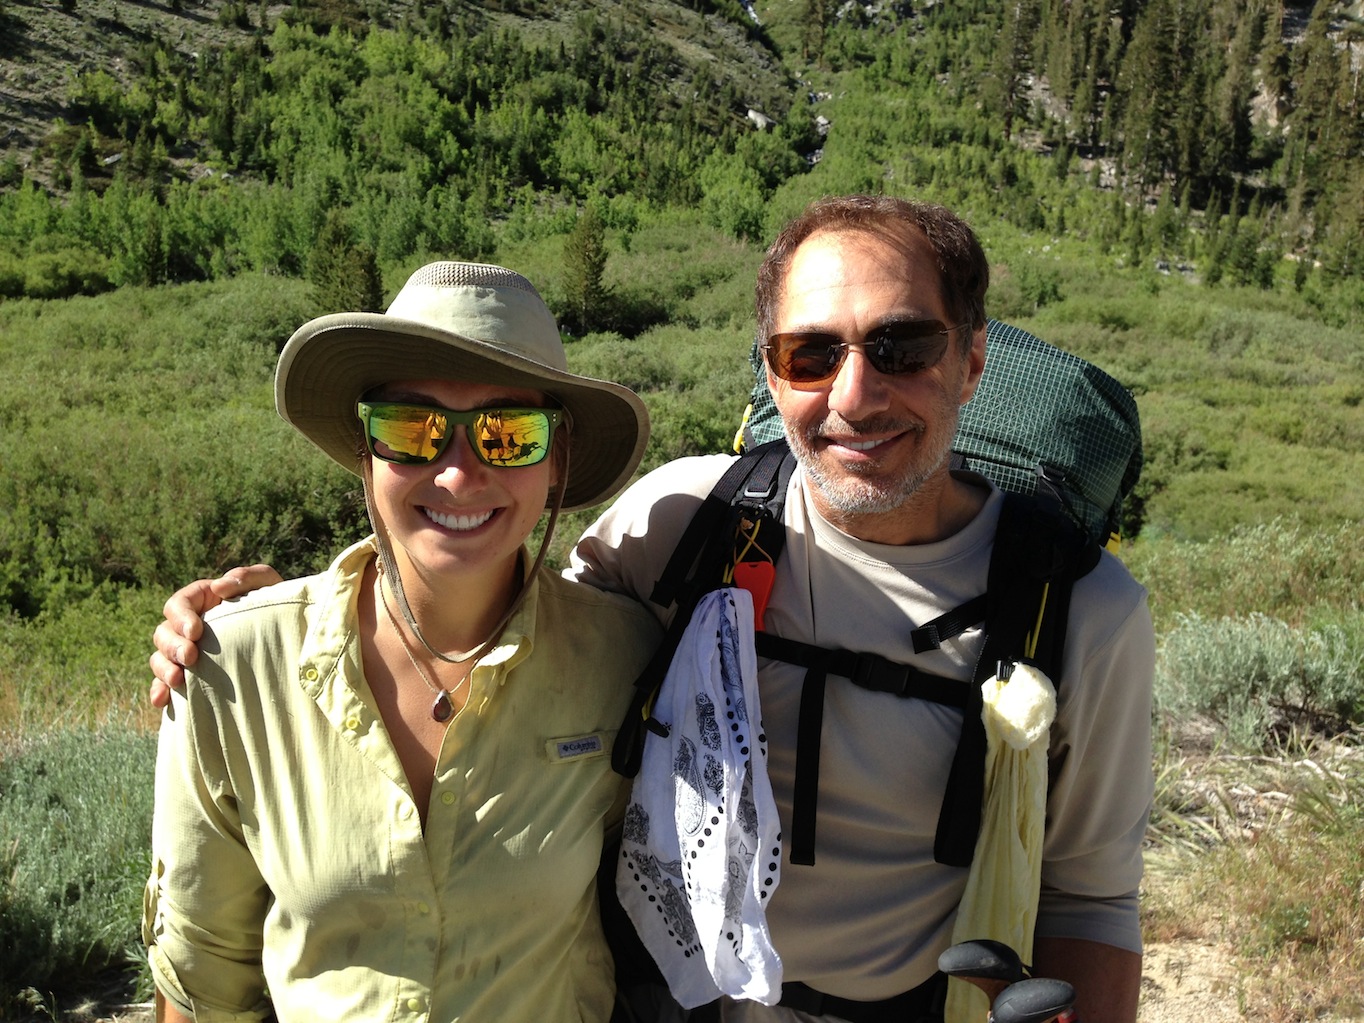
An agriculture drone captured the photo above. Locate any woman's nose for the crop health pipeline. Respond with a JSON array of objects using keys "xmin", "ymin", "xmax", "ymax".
[{"xmin": 432, "ymin": 430, "xmax": 489, "ymax": 487}]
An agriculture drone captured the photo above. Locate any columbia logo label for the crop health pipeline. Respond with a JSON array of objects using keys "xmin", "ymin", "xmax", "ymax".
[{"xmin": 553, "ymin": 734, "xmax": 605, "ymax": 760}]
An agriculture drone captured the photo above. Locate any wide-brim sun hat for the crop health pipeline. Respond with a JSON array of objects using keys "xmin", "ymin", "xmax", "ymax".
[{"xmin": 276, "ymin": 261, "xmax": 650, "ymax": 511}]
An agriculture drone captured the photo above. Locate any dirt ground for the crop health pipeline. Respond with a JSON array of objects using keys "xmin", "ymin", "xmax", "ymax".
[{"xmin": 1139, "ymin": 940, "xmax": 1245, "ymax": 1022}]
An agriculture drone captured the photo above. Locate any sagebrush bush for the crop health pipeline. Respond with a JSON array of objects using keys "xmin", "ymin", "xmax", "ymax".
[
  {"xmin": 0, "ymin": 729, "xmax": 156, "ymax": 1010},
  {"xmin": 1143, "ymin": 765, "xmax": 1364, "ymax": 1019},
  {"xmin": 1155, "ymin": 610, "xmax": 1364, "ymax": 750}
]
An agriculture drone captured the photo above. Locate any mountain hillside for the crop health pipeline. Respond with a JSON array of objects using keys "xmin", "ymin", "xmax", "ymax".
[{"xmin": 0, "ymin": 0, "xmax": 795, "ymax": 189}]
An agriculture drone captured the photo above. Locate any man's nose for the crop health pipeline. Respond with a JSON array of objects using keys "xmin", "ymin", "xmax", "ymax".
[{"xmin": 826, "ymin": 345, "xmax": 891, "ymax": 419}]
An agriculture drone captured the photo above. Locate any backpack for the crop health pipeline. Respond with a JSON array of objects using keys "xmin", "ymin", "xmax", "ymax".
[
  {"xmin": 611, "ymin": 440, "xmax": 1099, "ymax": 867},
  {"xmin": 739, "ymin": 319, "xmax": 1144, "ymax": 551}
]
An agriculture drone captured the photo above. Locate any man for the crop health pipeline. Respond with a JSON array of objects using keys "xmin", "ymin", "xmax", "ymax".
[{"xmin": 152, "ymin": 195, "xmax": 1153, "ymax": 1023}]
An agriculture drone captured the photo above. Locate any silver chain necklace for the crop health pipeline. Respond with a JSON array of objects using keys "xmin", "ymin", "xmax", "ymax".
[{"xmin": 377, "ymin": 578, "xmax": 472, "ymax": 723}]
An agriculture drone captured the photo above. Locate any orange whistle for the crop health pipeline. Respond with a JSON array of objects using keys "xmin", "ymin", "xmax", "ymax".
[{"xmin": 732, "ymin": 561, "xmax": 776, "ymax": 632}]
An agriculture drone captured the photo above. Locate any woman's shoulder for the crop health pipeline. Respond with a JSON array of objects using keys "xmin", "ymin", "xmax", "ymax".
[
  {"xmin": 199, "ymin": 540, "xmax": 373, "ymax": 656},
  {"xmin": 530, "ymin": 574, "xmax": 660, "ymax": 696},
  {"xmin": 204, "ymin": 540, "xmax": 374, "ymax": 626},
  {"xmin": 534, "ymin": 573, "xmax": 663, "ymax": 666},
  {"xmin": 199, "ymin": 574, "xmax": 331, "ymax": 661},
  {"xmin": 203, "ymin": 574, "xmax": 315, "ymax": 623},
  {"xmin": 536, "ymin": 570, "xmax": 659, "ymax": 629}
]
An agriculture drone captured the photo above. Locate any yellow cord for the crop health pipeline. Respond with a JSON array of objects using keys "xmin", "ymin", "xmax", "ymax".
[
  {"xmin": 1023, "ymin": 582, "xmax": 1050, "ymax": 661},
  {"xmin": 723, "ymin": 517, "xmax": 775, "ymax": 584},
  {"xmin": 733, "ymin": 404, "xmax": 754, "ymax": 454}
]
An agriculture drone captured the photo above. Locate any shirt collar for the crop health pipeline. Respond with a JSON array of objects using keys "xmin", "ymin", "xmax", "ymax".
[{"xmin": 297, "ymin": 536, "xmax": 540, "ymax": 701}]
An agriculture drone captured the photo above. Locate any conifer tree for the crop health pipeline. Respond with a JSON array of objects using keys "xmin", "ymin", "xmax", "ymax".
[
  {"xmin": 988, "ymin": 0, "xmax": 1041, "ymax": 141},
  {"xmin": 562, "ymin": 203, "xmax": 608, "ymax": 335},
  {"xmin": 1043, "ymin": 0, "xmax": 1109, "ymax": 144},
  {"xmin": 307, "ymin": 210, "xmax": 383, "ymax": 316},
  {"xmin": 1258, "ymin": 0, "xmax": 1292, "ymax": 110},
  {"xmin": 1115, "ymin": 0, "xmax": 1177, "ymax": 190},
  {"xmin": 1152, "ymin": 185, "xmax": 1178, "ymax": 257},
  {"xmin": 803, "ymin": 0, "xmax": 830, "ymax": 66},
  {"xmin": 1208, "ymin": 1, "xmax": 1258, "ymax": 179},
  {"xmin": 1290, "ymin": 3, "xmax": 1343, "ymax": 191}
]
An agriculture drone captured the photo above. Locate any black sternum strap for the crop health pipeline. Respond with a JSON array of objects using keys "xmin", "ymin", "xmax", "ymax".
[
  {"xmin": 790, "ymin": 660, "xmax": 828, "ymax": 867},
  {"xmin": 756, "ymin": 632, "xmax": 976, "ymax": 867}
]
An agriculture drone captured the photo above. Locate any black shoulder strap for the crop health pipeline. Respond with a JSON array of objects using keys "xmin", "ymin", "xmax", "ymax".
[
  {"xmin": 932, "ymin": 492, "xmax": 1100, "ymax": 867},
  {"xmin": 612, "ymin": 440, "xmax": 795, "ymax": 778},
  {"xmin": 648, "ymin": 439, "xmax": 791, "ymax": 609}
]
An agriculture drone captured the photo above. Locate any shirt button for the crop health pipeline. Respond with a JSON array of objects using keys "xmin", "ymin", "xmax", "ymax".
[
  {"xmin": 440, "ymin": 791, "xmax": 455, "ymax": 806},
  {"xmin": 304, "ymin": 668, "xmax": 319, "ymax": 681},
  {"xmin": 417, "ymin": 901, "xmax": 431, "ymax": 915},
  {"xmin": 406, "ymin": 997, "xmax": 423, "ymax": 1012},
  {"xmin": 345, "ymin": 716, "xmax": 361, "ymax": 731}
]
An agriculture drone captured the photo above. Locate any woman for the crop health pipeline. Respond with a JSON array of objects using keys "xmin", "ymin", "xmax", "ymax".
[{"xmin": 143, "ymin": 261, "xmax": 662, "ymax": 1022}]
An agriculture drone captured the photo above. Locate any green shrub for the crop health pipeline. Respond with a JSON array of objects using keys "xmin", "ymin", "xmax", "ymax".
[
  {"xmin": 23, "ymin": 248, "xmax": 112, "ymax": 299},
  {"xmin": 0, "ymin": 156, "xmax": 21, "ymax": 190},
  {"xmin": 1123, "ymin": 518, "xmax": 1364, "ymax": 631},
  {"xmin": 0, "ymin": 587, "xmax": 167, "ymax": 733},
  {"xmin": 1016, "ymin": 262, "xmax": 1064, "ymax": 311},
  {"xmin": 0, "ymin": 275, "xmax": 365, "ymax": 621},
  {"xmin": 1155, "ymin": 611, "xmax": 1364, "ymax": 750},
  {"xmin": 0, "ymin": 252, "xmax": 23, "ymax": 297},
  {"xmin": 0, "ymin": 729, "xmax": 156, "ymax": 1011}
]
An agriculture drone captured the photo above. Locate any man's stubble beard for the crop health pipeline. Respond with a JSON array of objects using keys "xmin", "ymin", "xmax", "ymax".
[{"xmin": 783, "ymin": 396, "xmax": 962, "ymax": 519}]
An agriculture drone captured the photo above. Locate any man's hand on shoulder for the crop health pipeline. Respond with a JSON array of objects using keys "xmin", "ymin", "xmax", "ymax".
[{"xmin": 149, "ymin": 565, "xmax": 283, "ymax": 708}]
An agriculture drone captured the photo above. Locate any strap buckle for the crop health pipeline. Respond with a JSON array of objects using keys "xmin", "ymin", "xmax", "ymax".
[{"xmin": 850, "ymin": 656, "xmax": 914, "ymax": 696}]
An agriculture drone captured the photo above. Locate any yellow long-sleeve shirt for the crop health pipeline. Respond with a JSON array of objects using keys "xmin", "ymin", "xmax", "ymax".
[{"xmin": 144, "ymin": 537, "xmax": 661, "ymax": 1022}]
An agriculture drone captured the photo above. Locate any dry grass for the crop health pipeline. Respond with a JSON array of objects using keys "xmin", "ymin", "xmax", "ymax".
[{"xmin": 1144, "ymin": 732, "xmax": 1364, "ymax": 1022}]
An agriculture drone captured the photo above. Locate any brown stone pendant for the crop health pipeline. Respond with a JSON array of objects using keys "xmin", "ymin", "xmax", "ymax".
[{"xmin": 431, "ymin": 690, "xmax": 454, "ymax": 722}]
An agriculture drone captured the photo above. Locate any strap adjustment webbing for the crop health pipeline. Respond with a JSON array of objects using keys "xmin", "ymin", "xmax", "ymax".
[{"xmin": 755, "ymin": 631, "xmax": 978, "ymax": 867}]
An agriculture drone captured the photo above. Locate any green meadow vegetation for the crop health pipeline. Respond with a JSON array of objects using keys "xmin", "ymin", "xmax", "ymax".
[{"xmin": 2, "ymin": 0, "xmax": 1362, "ymax": 1017}]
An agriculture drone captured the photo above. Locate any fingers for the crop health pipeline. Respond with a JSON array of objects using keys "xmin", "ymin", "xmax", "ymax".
[
  {"xmin": 162, "ymin": 580, "xmax": 217, "ymax": 645},
  {"xmin": 151, "ymin": 566, "xmax": 283, "ymax": 707},
  {"xmin": 209, "ymin": 564, "xmax": 284, "ymax": 599},
  {"xmin": 161, "ymin": 566, "xmax": 282, "ymax": 646},
  {"xmin": 148, "ymin": 657, "xmax": 182, "ymax": 709},
  {"xmin": 154, "ymin": 618, "xmax": 196, "ymax": 668}
]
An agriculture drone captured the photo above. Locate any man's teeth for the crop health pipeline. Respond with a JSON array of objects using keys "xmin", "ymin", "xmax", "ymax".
[
  {"xmin": 426, "ymin": 508, "xmax": 494, "ymax": 531},
  {"xmin": 844, "ymin": 438, "xmax": 885, "ymax": 452}
]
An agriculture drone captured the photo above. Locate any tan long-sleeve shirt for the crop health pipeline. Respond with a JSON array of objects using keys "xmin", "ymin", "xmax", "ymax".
[{"xmin": 569, "ymin": 455, "xmax": 1155, "ymax": 1002}]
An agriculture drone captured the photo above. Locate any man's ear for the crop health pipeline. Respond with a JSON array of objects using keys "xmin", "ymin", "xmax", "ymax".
[{"xmin": 957, "ymin": 324, "xmax": 988, "ymax": 405}]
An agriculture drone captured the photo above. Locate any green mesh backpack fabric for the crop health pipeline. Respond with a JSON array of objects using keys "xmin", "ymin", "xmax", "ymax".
[{"xmin": 740, "ymin": 319, "xmax": 1143, "ymax": 547}]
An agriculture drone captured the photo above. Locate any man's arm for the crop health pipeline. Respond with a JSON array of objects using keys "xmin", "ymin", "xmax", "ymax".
[
  {"xmin": 565, "ymin": 454, "xmax": 730, "ymax": 611},
  {"xmin": 1033, "ymin": 936, "xmax": 1141, "ymax": 1023},
  {"xmin": 1032, "ymin": 557, "xmax": 1153, "ymax": 1022},
  {"xmin": 155, "ymin": 990, "xmax": 192, "ymax": 1023},
  {"xmin": 149, "ymin": 565, "xmax": 282, "ymax": 707}
]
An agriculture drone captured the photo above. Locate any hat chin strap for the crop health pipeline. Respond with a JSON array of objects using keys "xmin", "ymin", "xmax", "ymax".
[{"xmin": 362, "ymin": 447, "xmax": 569, "ymax": 666}]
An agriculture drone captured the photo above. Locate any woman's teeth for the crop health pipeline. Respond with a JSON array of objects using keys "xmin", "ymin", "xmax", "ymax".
[{"xmin": 425, "ymin": 507, "xmax": 494, "ymax": 531}]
